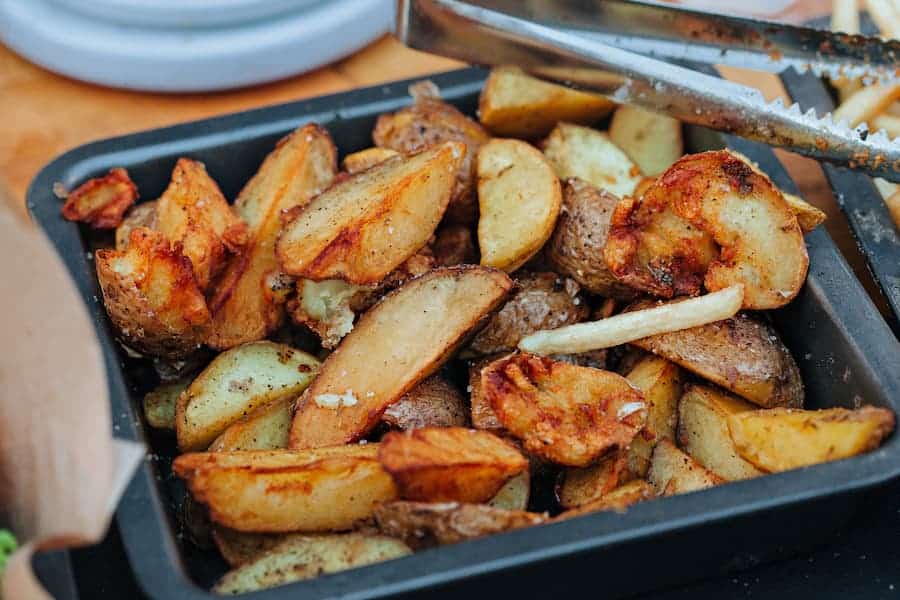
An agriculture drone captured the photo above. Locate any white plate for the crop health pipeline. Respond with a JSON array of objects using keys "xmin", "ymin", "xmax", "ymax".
[{"xmin": 0, "ymin": 0, "xmax": 394, "ymax": 92}]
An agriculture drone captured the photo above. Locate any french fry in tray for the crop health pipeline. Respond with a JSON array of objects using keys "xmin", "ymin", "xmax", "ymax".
[{"xmin": 68, "ymin": 67, "xmax": 897, "ymax": 595}]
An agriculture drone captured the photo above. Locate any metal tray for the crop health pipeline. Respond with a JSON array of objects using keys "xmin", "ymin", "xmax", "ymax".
[{"xmin": 27, "ymin": 67, "xmax": 900, "ymax": 599}]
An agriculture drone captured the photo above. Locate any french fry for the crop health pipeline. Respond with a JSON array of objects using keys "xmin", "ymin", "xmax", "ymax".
[
  {"xmin": 518, "ymin": 285, "xmax": 743, "ymax": 355},
  {"xmin": 886, "ymin": 190, "xmax": 900, "ymax": 229},
  {"xmin": 873, "ymin": 178, "xmax": 899, "ymax": 200},
  {"xmin": 865, "ymin": 0, "xmax": 900, "ymax": 39},
  {"xmin": 831, "ymin": 0, "xmax": 860, "ymax": 34},
  {"xmin": 833, "ymin": 84, "xmax": 900, "ymax": 127}
]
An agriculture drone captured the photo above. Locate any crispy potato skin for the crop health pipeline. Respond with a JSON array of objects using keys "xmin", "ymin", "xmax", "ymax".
[
  {"xmin": 468, "ymin": 272, "xmax": 590, "ymax": 356},
  {"xmin": 469, "ymin": 355, "xmax": 507, "ymax": 431},
  {"xmin": 373, "ymin": 96, "xmax": 490, "ymax": 224},
  {"xmin": 604, "ymin": 150, "xmax": 808, "ymax": 309},
  {"xmin": 206, "ymin": 124, "xmax": 337, "ymax": 350},
  {"xmin": 545, "ymin": 179, "xmax": 639, "ymax": 299},
  {"xmin": 378, "ymin": 427, "xmax": 528, "ymax": 502},
  {"xmin": 647, "ymin": 439, "xmax": 724, "ymax": 496},
  {"xmin": 61, "ymin": 167, "xmax": 138, "ymax": 228},
  {"xmin": 374, "ymin": 501, "xmax": 545, "ymax": 548},
  {"xmin": 555, "ymin": 480, "xmax": 654, "ymax": 520},
  {"xmin": 289, "ymin": 266, "xmax": 513, "ymax": 449},
  {"xmin": 433, "ymin": 224, "xmax": 479, "ymax": 266},
  {"xmin": 96, "ymin": 227, "xmax": 210, "ymax": 359},
  {"xmin": 115, "ymin": 200, "xmax": 158, "ymax": 250},
  {"xmin": 630, "ymin": 303, "xmax": 803, "ymax": 408},
  {"xmin": 382, "ymin": 375, "xmax": 469, "ymax": 430},
  {"xmin": 482, "ymin": 354, "xmax": 647, "ymax": 466},
  {"xmin": 155, "ymin": 159, "xmax": 248, "ymax": 290}
]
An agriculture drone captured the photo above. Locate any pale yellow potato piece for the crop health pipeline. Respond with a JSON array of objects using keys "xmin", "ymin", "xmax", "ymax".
[
  {"xmin": 212, "ymin": 527, "xmax": 294, "ymax": 568},
  {"xmin": 608, "ymin": 105, "xmax": 683, "ymax": 176},
  {"xmin": 624, "ymin": 356, "xmax": 684, "ymax": 478},
  {"xmin": 647, "ymin": 439, "xmax": 724, "ymax": 496},
  {"xmin": 342, "ymin": 147, "xmax": 400, "ymax": 174},
  {"xmin": 208, "ymin": 396, "xmax": 293, "ymax": 452},
  {"xmin": 487, "ymin": 470, "xmax": 530, "ymax": 510},
  {"xmin": 872, "ymin": 114, "xmax": 900, "ymax": 139},
  {"xmin": 833, "ymin": 84, "xmax": 900, "ymax": 127},
  {"xmin": 142, "ymin": 379, "xmax": 188, "ymax": 430},
  {"xmin": 728, "ymin": 406, "xmax": 896, "ymax": 472},
  {"xmin": 886, "ymin": 191, "xmax": 900, "ymax": 229},
  {"xmin": 555, "ymin": 480, "xmax": 654, "ymax": 520},
  {"xmin": 477, "ymin": 139, "xmax": 562, "ymax": 272},
  {"xmin": 557, "ymin": 452, "xmax": 628, "ymax": 509}
]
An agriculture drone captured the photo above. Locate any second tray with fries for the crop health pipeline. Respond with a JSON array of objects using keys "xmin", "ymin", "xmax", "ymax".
[{"xmin": 27, "ymin": 66, "xmax": 900, "ymax": 599}]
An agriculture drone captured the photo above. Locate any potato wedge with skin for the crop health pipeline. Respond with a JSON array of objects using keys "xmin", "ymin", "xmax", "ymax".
[
  {"xmin": 277, "ymin": 142, "xmax": 464, "ymax": 284},
  {"xmin": 173, "ymin": 445, "xmax": 397, "ymax": 532},
  {"xmin": 382, "ymin": 375, "xmax": 469, "ymax": 430},
  {"xmin": 433, "ymin": 224, "xmax": 478, "ymax": 266},
  {"xmin": 212, "ymin": 527, "xmax": 294, "ymax": 568},
  {"xmin": 143, "ymin": 379, "xmax": 189, "ymax": 430},
  {"xmin": 176, "ymin": 341, "xmax": 319, "ymax": 451},
  {"xmin": 378, "ymin": 427, "xmax": 528, "ymax": 503},
  {"xmin": 647, "ymin": 439, "xmax": 724, "ymax": 496},
  {"xmin": 677, "ymin": 385, "xmax": 764, "ymax": 481},
  {"xmin": 542, "ymin": 123, "xmax": 643, "ymax": 198},
  {"xmin": 342, "ymin": 147, "xmax": 400, "ymax": 174},
  {"xmin": 155, "ymin": 158, "xmax": 248, "ymax": 290},
  {"xmin": 555, "ymin": 480, "xmax": 654, "ymax": 520},
  {"xmin": 488, "ymin": 470, "xmax": 530, "ymax": 511},
  {"xmin": 728, "ymin": 406, "xmax": 896, "ymax": 472},
  {"xmin": 115, "ymin": 200, "xmax": 158, "ymax": 250},
  {"xmin": 482, "ymin": 354, "xmax": 646, "ymax": 466},
  {"xmin": 478, "ymin": 66, "xmax": 616, "ymax": 139},
  {"xmin": 477, "ymin": 139, "xmax": 562, "ymax": 272},
  {"xmin": 557, "ymin": 451, "xmax": 629, "ymax": 509},
  {"xmin": 214, "ymin": 533, "xmax": 411, "ymax": 594},
  {"xmin": 288, "ymin": 266, "xmax": 513, "ymax": 449},
  {"xmin": 206, "ymin": 124, "xmax": 337, "ymax": 350},
  {"xmin": 608, "ymin": 105, "xmax": 683, "ymax": 177},
  {"xmin": 96, "ymin": 227, "xmax": 210, "ymax": 359},
  {"xmin": 624, "ymin": 356, "xmax": 684, "ymax": 478},
  {"xmin": 545, "ymin": 179, "xmax": 638, "ymax": 299},
  {"xmin": 630, "ymin": 306, "xmax": 803, "ymax": 409},
  {"xmin": 469, "ymin": 355, "xmax": 506, "ymax": 431},
  {"xmin": 61, "ymin": 167, "xmax": 138, "ymax": 228},
  {"xmin": 374, "ymin": 501, "xmax": 545, "ymax": 548},
  {"xmin": 468, "ymin": 272, "xmax": 589, "ymax": 356},
  {"xmin": 208, "ymin": 396, "xmax": 293, "ymax": 452},
  {"xmin": 373, "ymin": 95, "xmax": 491, "ymax": 224}
]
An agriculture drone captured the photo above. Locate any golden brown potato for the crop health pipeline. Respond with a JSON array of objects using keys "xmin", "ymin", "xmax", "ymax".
[
  {"xmin": 206, "ymin": 124, "xmax": 337, "ymax": 349},
  {"xmin": 545, "ymin": 178, "xmax": 638, "ymax": 299},
  {"xmin": 373, "ymin": 94, "xmax": 491, "ymax": 223},
  {"xmin": 142, "ymin": 379, "xmax": 188, "ymax": 430},
  {"xmin": 624, "ymin": 355, "xmax": 684, "ymax": 478},
  {"xmin": 647, "ymin": 439, "xmax": 724, "ymax": 496},
  {"xmin": 477, "ymin": 139, "xmax": 562, "ymax": 272},
  {"xmin": 175, "ymin": 341, "xmax": 319, "ymax": 451},
  {"xmin": 630, "ymin": 306, "xmax": 803, "ymax": 409},
  {"xmin": 469, "ymin": 355, "xmax": 506, "ymax": 431},
  {"xmin": 378, "ymin": 427, "xmax": 528, "ymax": 503},
  {"xmin": 468, "ymin": 272, "xmax": 589, "ymax": 356},
  {"xmin": 173, "ymin": 445, "xmax": 397, "ymax": 533},
  {"xmin": 542, "ymin": 123, "xmax": 643, "ymax": 199},
  {"xmin": 342, "ymin": 147, "xmax": 400, "ymax": 174},
  {"xmin": 61, "ymin": 167, "xmax": 138, "ymax": 228},
  {"xmin": 608, "ymin": 105, "xmax": 683, "ymax": 177},
  {"xmin": 155, "ymin": 158, "xmax": 248, "ymax": 290},
  {"xmin": 557, "ymin": 451, "xmax": 629, "ymax": 509},
  {"xmin": 482, "ymin": 354, "xmax": 646, "ymax": 466},
  {"xmin": 288, "ymin": 267, "xmax": 512, "ymax": 449},
  {"xmin": 677, "ymin": 385, "xmax": 764, "ymax": 481},
  {"xmin": 728, "ymin": 406, "xmax": 896, "ymax": 472},
  {"xmin": 381, "ymin": 375, "xmax": 469, "ymax": 430},
  {"xmin": 374, "ymin": 501, "xmax": 545, "ymax": 548},
  {"xmin": 488, "ymin": 470, "xmax": 530, "ymax": 510},
  {"xmin": 782, "ymin": 193, "xmax": 827, "ymax": 233},
  {"xmin": 214, "ymin": 533, "xmax": 411, "ymax": 594},
  {"xmin": 115, "ymin": 200, "xmax": 158, "ymax": 250},
  {"xmin": 555, "ymin": 480, "xmax": 654, "ymax": 520},
  {"xmin": 95, "ymin": 227, "xmax": 210, "ymax": 359},
  {"xmin": 276, "ymin": 142, "xmax": 464, "ymax": 285},
  {"xmin": 478, "ymin": 66, "xmax": 615, "ymax": 139},
  {"xmin": 604, "ymin": 150, "xmax": 808, "ymax": 309},
  {"xmin": 212, "ymin": 527, "xmax": 292, "ymax": 568},
  {"xmin": 208, "ymin": 396, "xmax": 293, "ymax": 452},
  {"xmin": 432, "ymin": 224, "xmax": 478, "ymax": 266}
]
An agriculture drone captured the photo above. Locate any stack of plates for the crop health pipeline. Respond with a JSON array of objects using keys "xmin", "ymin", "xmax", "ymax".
[{"xmin": 0, "ymin": 0, "xmax": 394, "ymax": 92}]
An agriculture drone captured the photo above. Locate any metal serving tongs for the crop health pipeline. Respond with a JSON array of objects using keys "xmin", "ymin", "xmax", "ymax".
[{"xmin": 397, "ymin": 0, "xmax": 900, "ymax": 183}]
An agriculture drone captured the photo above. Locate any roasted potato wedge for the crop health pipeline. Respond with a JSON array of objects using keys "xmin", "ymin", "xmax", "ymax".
[
  {"xmin": 142, "ymin": 379, "xmax": 188, "ymax": 430},
  {"xmin": 173, "ymin": 445, "xmax": 397, "ymax": 532},
  {"xmin": 630, "ymin": 306, "xmax": 803, "ymax": 409},
  {"xmin": 677, "ymin": 385, "xmax": 764, "ymax": 481},
  {"xmin": 214, "ymin": 533, "xmax": 411, "ymax": 594},
  {"xmin": 374, "ymin": 501, "xmax": 545, "ymax": 548},
  {"xmin": 373, "ymin": 94, "xmax": 491, "ymax": 224},
  {"xmin": 478, "ymin": 66, "xmax": 615, "ymax": 139},
  {"xmin": 342, "ymin": 147, "xmax": 400, "ymax": 174},
  {"xmin": 545, "ymin": 179, "xmax": 638, "ymax": 299},
  {"xmin": 176, "ymin": 341, "xmax": 319, "ymax": 451},
  {"xmin": 624, "ymin": 355, "xmax": 684, "ymax": 478},
  {"xmin": 155, "ymin": 158, "xmax": 248, "ymax": 290},
  {"xmin": 96, "ymin": 227, "xmax": 210, "ymax": 359},
  {"xmin": 482, "ymin": 354, "xmax": 647, "ymax": 466},
  {"xmin": 782, "ymin": 193, "xmax": 826, "ymax": 233},
  {"xmin": 556, "ymin": 480, "xmax": 654, "ymax": 520},
  {"xmin": 207, "ymin": 124, "xmax": 337, "ymax": 349},
  {"xmin": 557, "ymin": 451, "xmax": 629, "ymax": 509},
  {"xmin": 647, "ymin": 439, "xmax": 724, "ymax": 496},
  {"xmin": 115, "ymin": 200, "xmax": 158, "ymax": 250},
  {"xmin": 61, "ymin": 167, "xmax": 138, "ymax": 228},
  {"xmin": 212, "ymin": 527, "xmax": 293, "ymax": 568},
  {"xmin": 382, "ymin": 375, "xmax": 469, "ymax": 430},
  {"xmin": 289, "ymin": 266, "xmax": 512, "ymax": 449},
  {"xmin": 488, "ymin": 470, "xmax": 530, "ymax": 511},
  {"xmin": 728, "ymin": 406, "xmax": 896, "ymax": 472},
  {"xmin": 477, "ymin": 139, "xmax": 562, "ymax": 272},
  {"xmin": 469, "ymin": 355, "xmax": 506, "ymax": 431},
  {"xmin": 378, "ymin": 427, "xmax": 528, "ymax": 503},
  {"xmin": 432, "ymin": 224, "xmax": 479, "ymax": 266},
  {"xmin": 208, "ymin": 396, "xmax": 293, "ymax": 452},
  {"xmin": 276, "ymin": 142, "xmax": 464, "ymax": 284},
  {"xmin": 542, "ymin": 123, "xmax": 643, "ymax": 199},
  {"xmin": 608, "ymin": 105, "xmax": 683, "ymax": 177},
  {"xmin": 468, "ymin": 272, "xmax": 589, "ymax": 356}
]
